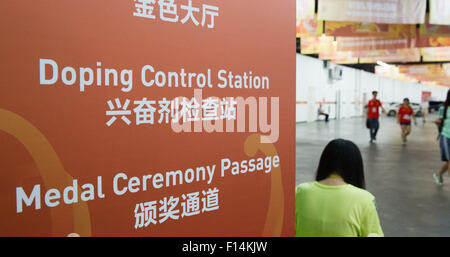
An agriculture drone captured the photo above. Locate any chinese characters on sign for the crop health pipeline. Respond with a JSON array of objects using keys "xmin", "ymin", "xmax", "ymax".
[
  {"xmin": 106, "ymin": 97, "xmax": 237, "ymax": 126},
  {"xmin": 133, "ymin": 0, "xmax": 219, "ymax": 29},
  {"xmin": 134, "ymin": 187, "xmax": 219, "ymax": 229}
]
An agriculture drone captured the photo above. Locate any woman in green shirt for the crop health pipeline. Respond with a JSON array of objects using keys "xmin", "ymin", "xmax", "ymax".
[
  {"xmin": 434, "ymin": 89, "xmax": 450, "ymax": 185},
  {"xmin": 295, "ymin": 139, "xmax": 383, "ymax": 237}
]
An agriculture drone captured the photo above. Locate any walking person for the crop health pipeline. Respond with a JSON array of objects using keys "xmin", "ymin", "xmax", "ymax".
[
  {"xmin": 295, "ymin": 139, "xmax": 384, "ymax": 237},
  {"xmin": 434, "ymin": 90, "xmax": 450, "ymax": 185},
  {"xmin": 421, "ymin": 100, "xmax": 429, "ymax": 124},
  {"xmin": 367, "ymin": 91, "xmax": 387, "ymax": 143},
  {"xmin": 318, "ymin": 104, "xmax": 329, "ymax": 122},
  {"xmin": 397, "ymin": 98, "xmax": 417, "ymax": 145}
]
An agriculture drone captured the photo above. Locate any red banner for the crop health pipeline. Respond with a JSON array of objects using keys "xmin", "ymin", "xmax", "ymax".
[
  {"xmin": 358, "ymin": 48, "xmax": 421, "ymax": 63},
  {"xmin": 300, "ymin": 35, "xmax": 334, "ymax": 54},
  {"xmin": 297, "ymin": 15, "xmax": 324, "ymax": 37},
  {"xmin": 421, "ymin": 47, "xmax": 450, "ymax": 62},
  {"xmin": 419, "ymin": 23, "xmax": 450, "ymax": 37},
  {"xmin": 325, "ymin": 21, "xmax": 416, "ymax": 38},
  {"xmin": 319, "ymin": 49, "xmax": 352, "ymax": 61},
  {"xmin": 296, "ymin": 0, "xmax": 320, "ymax": 37},
  {"xmin": 331, "ymin": 57, "xmax": 359, "ymax": 64},
  {"xmin": 318, "ymin": 0, "xmax": 426, "ymax": 24},
  {"xmin": 416, "ymin": 36, "xmax": 450, "ymax": 48},
  {"xmin": 336, "ymin": 37, "xmax": 415, "ymax": 51},
  {"xmin": 398, "ymin": 64, "xmax": 449, "ymax": 82}
]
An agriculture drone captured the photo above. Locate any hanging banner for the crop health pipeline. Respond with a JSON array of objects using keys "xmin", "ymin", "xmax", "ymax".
[
  {"xmin": 300, "ymin": 36, "xmax": 320, "ymax": 54},
  {"xmin": 325, "ymin": 21, "xmax": 416, "ymax": 38},
  {"xmin": 318, "ymin": 0, "xmax": 426, "ymax": 24},
  {"xmin": 439, "ymin": 82, "xmax": 450, "ymax": 87},
  {"xmin": 416, "ymin": 36, "xmax": 450, "ymax": 48},
  {"xmin": 351, "ymin": 48, "xmax": 418, "ymax": 58},
  {"xmin": 331, "ymin": 57, "xmax": 359, "ymax": 64},
  {"xmin": 398, "ymin": 64, "xmax": 441, "ymax": 75},
  {"xmin": 375, "ymin": 65, "xmax": 417, "ymax": 82},
  {"xmin": 336, "ymin": 37, "xmax": 415, "ymax": 51},
  {"xmin": 358, "ymin": 48, "xmax": 421, "ymax": 63},
  {"xmin": 421, "ymin": 47, "xmax": 450, "ymax": 62},
  {"xmin": 398, "ymin": 64, "xmax": 449, "ymax": 82},
  {"xmin": 296, "ymin": 0, "xmax": 320, "ymax": 37},
  {"xmin": 375, "ymin": 65, "xmax": 399, "ymax": 77},
  {"xmin": 419, "ymin": 16, "xmax": 450, "ymax": 37},
  {"xmin": 444, "ymin": 63, "xmax": 450, "ymax": 75},
  {"xmin": 319, "ymin": 49, "xmax": 352, "ymax": 61},
  {"xmin": 422, "ymin": 81, "xmax": 449, "ymax": 88},
  {"xmin": 316, "ymin": 38, "xmax": 356, "ymax": 62},
  {"xmin": 0, "ymin": 0, "xmax": 295, "ymax": 237},
  {"xmin": 300, "ymin": 35, "xmax": 334, "ymax": 54},
  {"xmin": 297, "ymin": 14, "xmax": 324, "ymax": 37},
  {"xmin": 360, "ymin": 56, "xmax": 419, "ymax": 64},
  {"xmin": 430, "ymin": 0, "xmax": 450, "ymax": 25},
  {"xmin": 297, "ymin": 0, "xmax": 315, "ymax": 20}
]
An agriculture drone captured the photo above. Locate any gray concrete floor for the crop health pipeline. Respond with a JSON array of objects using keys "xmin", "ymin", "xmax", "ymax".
[{"xmin": 296, "ymin": 114, "xmax": 450, "ymax": 237}]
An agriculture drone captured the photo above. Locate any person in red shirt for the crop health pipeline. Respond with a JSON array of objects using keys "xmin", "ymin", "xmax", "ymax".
[
  {"xmin": 367, "ymin": 91, "xmax": 386, "ymax": 143},
  {"xmin": 397, "ymin": 98, "xmax": 417, "ymax": 144}
]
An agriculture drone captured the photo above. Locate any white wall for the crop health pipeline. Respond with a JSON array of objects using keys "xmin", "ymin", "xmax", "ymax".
[{"xmin": 296, "ymin": 54, "xmax": 448, "ymax": 122}]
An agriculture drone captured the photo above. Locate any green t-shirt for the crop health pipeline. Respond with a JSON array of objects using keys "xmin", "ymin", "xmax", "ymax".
[
  {"xmin": 438, "ymin": 106, "xmax": 450, "ymax": 139},
  {"xmin": 295, "ymin": 182, "xmax": 384, "ymax": 237}
]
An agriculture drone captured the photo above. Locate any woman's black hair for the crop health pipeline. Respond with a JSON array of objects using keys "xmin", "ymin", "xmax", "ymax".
[
  {"xmin": 443, "ymin": 89, "xmax": 450, "ymax": 122},
  {"xmin": 315, "ymin": 139, "xmax": 365, "ymax": 189}
]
